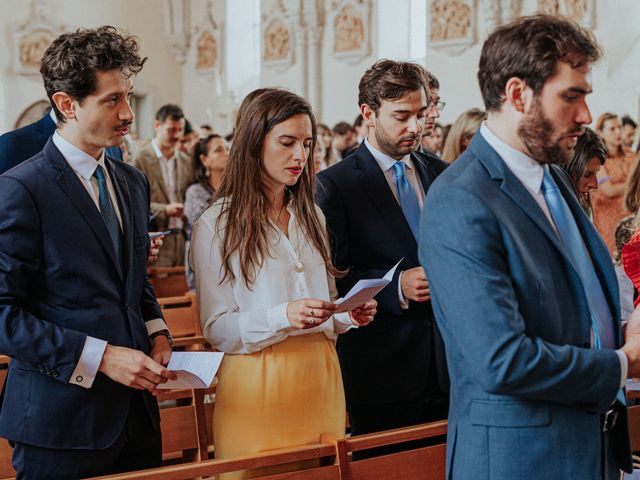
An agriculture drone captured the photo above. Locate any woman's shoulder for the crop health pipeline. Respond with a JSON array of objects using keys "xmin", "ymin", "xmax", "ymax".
[{"xmin": 197, "ymin": 197, "xmax": 228, "ymax": 227}]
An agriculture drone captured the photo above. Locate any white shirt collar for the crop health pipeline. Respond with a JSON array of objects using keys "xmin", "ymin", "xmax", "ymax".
[
  {"xmin": 151, "ymin": 138, "xmax": 177, "ymax": 160},
  {"xmin": 52, "ymin": 131, "xmax": 105, "ymax": 181},
  {"xmin": 479, "ymin": 122, "xmax": 545, "ymax": 194},
  {"xmin": 363, "ymin": 137, "xmax": 413, "ymax": 172}
]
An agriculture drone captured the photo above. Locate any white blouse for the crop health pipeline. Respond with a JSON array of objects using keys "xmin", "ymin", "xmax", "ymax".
[{"xmin": 190, "ymin": 199, "xmax": 355, "ymax": 354}]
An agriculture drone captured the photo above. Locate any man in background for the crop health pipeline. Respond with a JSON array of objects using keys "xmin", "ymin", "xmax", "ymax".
[{"xmin": 132, "ymin": 104, "xmax": 193, "ymax": 266}]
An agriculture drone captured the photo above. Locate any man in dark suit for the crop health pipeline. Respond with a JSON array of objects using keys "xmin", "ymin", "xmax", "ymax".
[
  {"xmin": 316, "ymin": 60, "xmax": 449, "ymax": 444},
  {"xmin": 0, "ymin": 110, "xmax": 123, "ymax": 175},
  {"xmin": 0, "ymin": 26, "xmax": 176, "ymax": 479},
  {"xmin": 420, "ymin": 15, "xmax": 636, "ymax": 479}
]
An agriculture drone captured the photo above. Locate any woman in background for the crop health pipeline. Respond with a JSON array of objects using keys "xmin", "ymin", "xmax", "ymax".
[
  {"xmin": 184, "ymin": 134, "xmax": 229, "ymax": 290},
  {"xmin": 318, "ymin": 123, "xmax": 336, "ymax": 167},
  {"xmin": 441, "ymin": 108, "xmax": 486, "ymax": 163},
  {"xmin": 560, "ymin": 128, "xmax": 607, "ymax": 218},
  {"xmin": 592, "ymin": 112, "xmax": 636, "ymax": 254},
  {"xmin": 191, "ymin": 88, "xmax": 375, "ymax": 479}
]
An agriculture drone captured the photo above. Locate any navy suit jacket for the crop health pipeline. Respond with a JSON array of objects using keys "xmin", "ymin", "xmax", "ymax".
[
  {"xmin": 0, "ymin": 113, "xmax": 122, "ymax": 175},
  {"xmin": 420, "ymin": 131, "xmax": 632, "ymax": 478},
  {"xmin": 0, "ymin": 138, "xmax": 160, "ymax": 449},
  {"xmin": 316, "ymin": 143, "xmax": 449, "ymax": 405}
]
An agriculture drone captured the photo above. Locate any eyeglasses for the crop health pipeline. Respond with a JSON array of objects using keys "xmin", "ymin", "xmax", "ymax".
[{"xmin": 428, "ymin": 101, "xmax": 446, "ymax": 112}]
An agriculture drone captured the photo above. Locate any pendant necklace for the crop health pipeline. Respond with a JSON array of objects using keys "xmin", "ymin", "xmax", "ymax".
[{"xmin": 293, "ymin": 216, "xmax": 305, "ymax": 273}]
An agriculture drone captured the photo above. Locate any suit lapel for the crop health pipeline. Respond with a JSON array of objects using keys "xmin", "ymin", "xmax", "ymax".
[
  {"xmin": 108, "ymin": 159, "xmax": 133, "ymax": 283},
  {"xmin": 355, "ymin": 145, "xmax": 418, "ymax": 262},
  {"xmin": 46, "ymin": 140, "xmax": 124, "ymax": 281}
]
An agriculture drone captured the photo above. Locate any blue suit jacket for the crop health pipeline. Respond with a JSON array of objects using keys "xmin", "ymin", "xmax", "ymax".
[
  {"xmin": 419, "ymin": 131, "xmax": 632, "ymax": 479},
  {"xmin": 316, "ymin": 143, "xmax": 449, "ymax": 406},
  {"xmin": 0, "ymin": 138, "xmax": 160, "ymax": 449},
  {"xmin": 0, "ymin": 112, "xmax": 122, "ymax": 175}
]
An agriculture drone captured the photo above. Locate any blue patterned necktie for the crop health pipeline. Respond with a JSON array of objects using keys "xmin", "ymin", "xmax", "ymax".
[
  {"xmin": 93, "ymin": 165, "xmax": 122, "ymax": 261},
  {"xmin": 541, "ymin": 169, "xmax": 625, "ymax": 404},
  {"xmin": 392, "ymin": 160, "xmax": 421, "ymax": 240}
]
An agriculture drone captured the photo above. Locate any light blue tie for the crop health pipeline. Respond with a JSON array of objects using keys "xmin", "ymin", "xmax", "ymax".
[
  {"xmin": 392, "ymin": 161, "xmax": 421, "ymax": 240},
  {"xmin": 541, "ymin": 169, "xmax": 625, "ymax": 404},
  {"xmin": 93, "ymin": 165, "xmax": 122, "ymax": 262}
]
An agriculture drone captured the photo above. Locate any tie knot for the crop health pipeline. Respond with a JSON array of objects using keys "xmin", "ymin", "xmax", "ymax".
[
  {"xmin": 392, "ymin": 161, "xmax": 406, "ymax": 178},
  {"xmin": 541, "ymin": 169, "xmax": 557, "ymax": 194},
  {"xmin": 93, "ymin": 165, "xmax": 106, "ymax": 182}
]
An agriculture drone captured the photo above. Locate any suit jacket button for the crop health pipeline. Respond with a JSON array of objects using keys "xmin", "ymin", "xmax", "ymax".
[{"xmin": 75, "ymin": 375, "xmax": 83, "ymax": 382}]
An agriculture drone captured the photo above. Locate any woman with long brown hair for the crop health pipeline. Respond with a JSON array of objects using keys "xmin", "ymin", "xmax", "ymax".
[
  {"xmin": 592, "ymin": 112, "xmax": 636, "ymax": 254},
  {"xmin": 190, "ymin": 88, "xmax": 376, "ymax": 479}
]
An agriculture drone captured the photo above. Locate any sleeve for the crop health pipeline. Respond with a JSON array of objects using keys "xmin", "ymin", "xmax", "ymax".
[
  {"xmin": 0, "ymin": 177, "xmax": 88, "ymax": 384},
  {"xmin": 419, "ymin": 184, "xmax": 620, "ymax": 412},
  {"xmin": 316, "ymin": 173, "xmax": 404, "ymax": 315},
  {"xmin": 184, "ymin": 185, "xmax": 210, "ymax": 229},
  {"xmin": 138, "ymin": 174, "xmax": 165, "ymax": 324},
  {"xmin": 131, "ymin": 152, "xmax": 167, "ymax": 224},
  {"xmin": 190, "ymin": 214, "xmax": 294, "ymax": 354}
]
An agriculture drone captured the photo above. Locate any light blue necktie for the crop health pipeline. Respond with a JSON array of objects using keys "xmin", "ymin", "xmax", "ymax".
[
  {"xmin": 541, "ymin": 169, "xmax": 625, "ymax": 404},
  {"xmin": 392, "ymin": 161, "xmax": 421, "ymax": 240},
  {"xmin": 93, "ymin": 165, "xmax": 122, "ymax": 262}
]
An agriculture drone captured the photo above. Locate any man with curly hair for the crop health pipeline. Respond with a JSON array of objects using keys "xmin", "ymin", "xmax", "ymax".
[{"xmin": 0, "ymin": 26, "xmax": 176, "ymax": 478}]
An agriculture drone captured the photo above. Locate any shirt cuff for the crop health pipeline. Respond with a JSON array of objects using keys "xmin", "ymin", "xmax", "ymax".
[
  {"xmin": 146, "ymin": 318, "xmax": 169, "ymax": 336},
  {"xmin": 616, "ymin": 349, "xmax": 628, "ymax": 389},
  {"xmin": 69, "ymin": 336, "xmax": 108, "ymax": 389},
  {"xmin": 398, "ymin": 271, "xmax": 409, "ymax": 310},
  {"xmin": 266, "ymin": 302, "xmax": 292, "ymax": 332}
]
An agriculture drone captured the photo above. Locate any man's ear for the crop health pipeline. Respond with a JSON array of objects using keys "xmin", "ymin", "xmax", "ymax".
[
  {"xmin": 361, "ymin": 104, "xmax": 376, "ymax": 128},
  {"xmin": 51, "ymin": 92, "xmax": 76, "ymax": 121},
  {"xmin": 504, "ymin": 77, "xmax": 532, "ymax": 114}
]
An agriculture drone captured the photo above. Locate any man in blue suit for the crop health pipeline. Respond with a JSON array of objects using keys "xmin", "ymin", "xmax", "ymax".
[
  {"xmin": 420, "ymin": 15, "xmax": 636, "ymax": 479},
  {"xmin": 0, "ymin": 111, "xmax": 123, "ymax": 175},
  {"xmin": 0, "ymin": 26, "xmax": 176, "ymax": 478},
  {"xmin": 317, "ymin": 60, "xmax": 449, "ymax": 447}
]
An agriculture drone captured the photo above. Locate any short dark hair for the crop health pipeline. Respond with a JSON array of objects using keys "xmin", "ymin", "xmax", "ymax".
[
  {"xmin": 354, "ymin": 114, "xmax": 364, "ymax": 128},
  {"xmin": 358, "ymin": 59, "xmax": 428, "ymax": 113},
  {"xmin": 184, "ymin": 118, "xmax": 194, "ymax": 135},
  {"xmin": 562, "ymin": 128, "xmax": 607, "ymax": 195},
  {"xmin": 478, "ymin": 15, "xmax": 601, "ymax": 112},
  {"xmin": 40, "ymin": 26, "xmax": 146, "ymax": 123},
  {"xmin": 424, "ymin": 69, "xmax": 440, "ymax": 90},
  {"xmin": 155, "ymin": 104, "xmax": 184, "ymax": 123},
  {"xmin": 622, "ymin": 115, "xmax": 638, "ymax": 129},
  {"xmin": 332, "ymin": 121, "xmax": 355, "ymax": 136}
]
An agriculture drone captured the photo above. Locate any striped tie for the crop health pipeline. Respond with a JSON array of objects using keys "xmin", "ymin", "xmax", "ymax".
[{"xmin": 93, "ymin": 165, "xmax": 122, "ymax": 262}]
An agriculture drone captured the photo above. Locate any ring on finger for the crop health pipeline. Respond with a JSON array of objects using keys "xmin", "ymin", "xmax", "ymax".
[{"xmin": 310, "ymin": 308, "xmax": 315, "ymax": 317}]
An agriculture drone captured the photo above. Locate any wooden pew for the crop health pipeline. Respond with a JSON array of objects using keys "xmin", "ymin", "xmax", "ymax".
[
  {"xmin": 329, "ymin": 421, "xmax": 448, "ymax": 480},
  {"xmin": 157, "ymin": 389, "xmax": 208, "ymax": 465},
  {"xmin": 0, "ymin": 355, "xmax": 15, "ymax": 479},
  {"xmin": 149, "ymin": 267, "xmax": 188, "ymax": 298},
  {"xmin": 88, "ymin": 441, "xmax": 340, "ymax": 480},
  {"xmin": 628, "ymin": 403, "xmax": 640, "ymax": 452},
  {"xmin": 157, "ymin": 293, "xmax": 208, "ymax": 350}
]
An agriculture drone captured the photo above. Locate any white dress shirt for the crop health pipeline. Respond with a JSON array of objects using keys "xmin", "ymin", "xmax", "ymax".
[
  {"xmin": 52, "ymin": 132, "xmax": 168, "ymax": 388},
  {"xmin": 480, "ymin": 123, "xmax": 627, "ymax": 387},
  {"xmin": 364, "ymin": 138, "xmax": 425, "ymax": 309},
  {"xmin": 151, "ymin": 139, "xmax": 183, "ymax": 230},
  {"xmin": 190, "ymin": 199, "xmax": 355, "ymax": 354}
]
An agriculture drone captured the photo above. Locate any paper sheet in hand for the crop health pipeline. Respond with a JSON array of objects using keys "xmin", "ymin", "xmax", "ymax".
[
  {"xmin": 158, "ymin": 351, "xmax": 224, "ymax": 389},
  {"xmin": 627, "ymin": 378, "xmax": 640, "ymax": 392},
  {"xmin": 334, "ymin": 259, "xmax": 402, "ymax": 313}
]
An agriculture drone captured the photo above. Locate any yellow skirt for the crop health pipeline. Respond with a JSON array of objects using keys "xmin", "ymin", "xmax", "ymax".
[{"xmin": 213, "ymin": 333, "xmax": 346, "ymax": 479}]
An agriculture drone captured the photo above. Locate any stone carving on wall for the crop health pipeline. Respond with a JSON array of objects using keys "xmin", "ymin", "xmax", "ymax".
[
  {"xmin": 538, "ymin": 0, "xmax": 594, "ymax": 27},
  {"xmin": 11, "ymin": 0, "xmax": 64, "ymax": 75},
  {"xmin": 429, "ymin": 0, "xmax": 477, "ymax": 55},
  {"xmin": 479, "ymin": 0, "xmax": 522, "ymax": 40},
  {"xmin": 164, "ymin": 0, "xmax": 191, "ymax": 65},
  {"xmin": 330, "ymin": 0, "xmax": 371, "ymax": 65},
  {"xmin": 193, "ymin": 1, "xmax": 222, "ymax": 77},
  {"xmin": 262, "ymin": 0, "xmax": 295, "ymax": 71}
]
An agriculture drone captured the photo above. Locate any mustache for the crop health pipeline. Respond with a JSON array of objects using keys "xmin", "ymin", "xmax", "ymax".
[{"xmin": 113, "ymin": 121, "xmax": 133, "ymax": 131}]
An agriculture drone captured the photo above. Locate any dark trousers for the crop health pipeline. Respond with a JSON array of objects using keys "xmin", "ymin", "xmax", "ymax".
[
  {"xmin": 12, "ymin": 392, "xmax": 161, "ymax": 479},
  {"xmin": 347, "ymin": 377, "xmax": 448, "ymax": 459}
]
